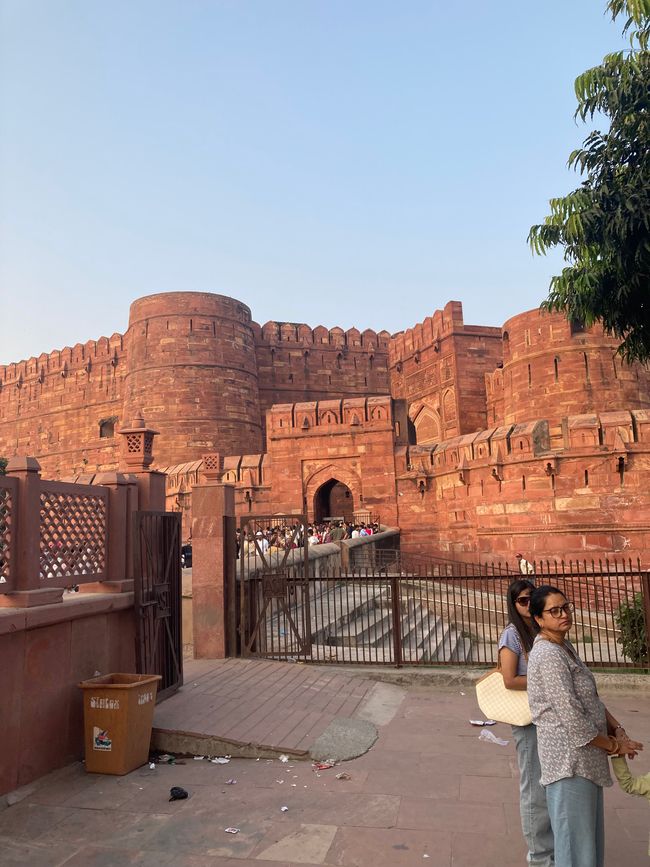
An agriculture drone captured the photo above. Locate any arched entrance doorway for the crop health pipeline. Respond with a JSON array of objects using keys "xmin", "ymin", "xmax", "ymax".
[{"xmin": 313, "ymin": 479, "xmax": 354, "ymax": 523}]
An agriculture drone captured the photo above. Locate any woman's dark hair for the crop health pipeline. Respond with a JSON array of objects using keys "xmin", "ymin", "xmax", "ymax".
[
  {"xmin": 530, "ymin": 585, "xmax": 566, "ymax": 620},
  {"xmin": 506, "ymin": 578, "xmax": 537, "ymax": 652}
]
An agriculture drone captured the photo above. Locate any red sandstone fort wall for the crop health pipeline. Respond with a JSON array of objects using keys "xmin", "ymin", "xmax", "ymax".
[
  {"xmin": 254, "ymin": 322, "xmax": 391, "ymax": 421},
  {"xmin": 485, "ymin": 309, "xmax": 650, "ymax": 430},
  {"xmin": 122, "ymin": 292, "xmax": 264, "ymax": 467},
  {"xmin": 0, "ymin": 336, "xmax": 126, "ymax": 478},
  {"xmin": 389, "ymin": 301, "xmax": 502, "ymax": 445},
  {"xmin": 0, "ymin": 292, "xmax": 390, "ymax": 475},
  {"xmin": 396, "ymin": 409, "xmax": 650, "ymax": 562},
  {"xmin": 189, "ymin": 396, "xmax": 403, "ymax": 527}
]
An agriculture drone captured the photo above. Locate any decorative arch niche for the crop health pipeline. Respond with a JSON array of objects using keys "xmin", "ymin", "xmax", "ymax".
[{"xmin": 413, "ymin": 407, "xmax": 441, "ymax": 445}]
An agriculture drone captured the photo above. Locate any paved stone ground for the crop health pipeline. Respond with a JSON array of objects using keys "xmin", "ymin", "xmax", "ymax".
[
  {"xmin": 153, "ymin": 659, "xmax": 380, "ymax": 757},
  {"xmin": 1, "ymin": 685, "xmax": 649, "ymax": 866}
]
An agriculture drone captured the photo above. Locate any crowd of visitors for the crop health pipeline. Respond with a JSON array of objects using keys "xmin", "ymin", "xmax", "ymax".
[
  {"xmin": 236, "ymin": 520, "xmax": 381, "ymax": 558},
  {"xmin": 498, "ymin": 576, "xmax": 647, "ymax": 867}
]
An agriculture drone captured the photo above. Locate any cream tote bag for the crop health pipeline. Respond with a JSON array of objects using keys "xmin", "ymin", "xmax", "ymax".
[{"xmin": 475, "ymin": 659, "xmax": 532, "ymax": 727}]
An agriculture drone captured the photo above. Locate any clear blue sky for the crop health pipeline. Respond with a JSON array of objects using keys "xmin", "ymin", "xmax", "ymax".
[{"xmin": 0, "ymin": 0, "xmax": 627, "ymax": 364}]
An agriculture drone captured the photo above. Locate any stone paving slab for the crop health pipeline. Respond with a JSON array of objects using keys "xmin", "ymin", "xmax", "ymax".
[
  {"xmin": 152, "ymin": 658, "xmax": 379, "ymax": 757},
  {"xmin": 1, "ymin": 679, "xmax": 649, "ymax": 866}
]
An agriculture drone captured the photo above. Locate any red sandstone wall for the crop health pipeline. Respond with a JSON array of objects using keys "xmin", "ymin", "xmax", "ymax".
[
  {"xmin": 122, "ymin": 292, "xmax": 264, "ymax": 467},
  {"xmin": 0, "ymin": 336, "xmax": 126, "ymax": 478},
  {"xmin": 0, "ymin": 604, "xmax": 136, "ymax": 795},
  {"xmin": 396, "ymin": 409, "xmax": 650, "ymax": 563},
  {"xmin": 0, "ymin": 292, "xmax": 394, "ymax": 477},
  {"xmin": 486, "ymin": 309, "xmax": 650, "ymax": 431},
  {"xmin": 208, "ymin": 396, "xmax": 402, "ymax": 526},
  {"xmin": 254, "ymin": 322, "xmax": 391, "ymax": 422},
  {"xmin": 389, "ymin": 301, "xmax": 502, "ymax": 444}
]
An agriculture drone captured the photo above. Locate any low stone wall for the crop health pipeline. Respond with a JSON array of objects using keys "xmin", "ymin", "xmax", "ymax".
[
  {"xmin": 341, "ymin": 528, "xmax": 400, "ymax": 570},
  {"xmin": 0, "ymin": 593, "xmax": 135, "ymax": 797}
]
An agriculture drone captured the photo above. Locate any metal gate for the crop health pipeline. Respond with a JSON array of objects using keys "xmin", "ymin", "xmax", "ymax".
[
  {"xmin": 133, "ymin": 511, "xmax": 183, "ymax": 700},
  {"xmin": 239, "ymin": 514, "xmax": 311, "ymax": 659}
]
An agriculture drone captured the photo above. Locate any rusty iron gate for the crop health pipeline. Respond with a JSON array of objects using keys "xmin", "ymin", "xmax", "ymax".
[
  {"xmin": 239, "ymin": 514, "xmax": 311, "ymax": 659},
  {"xmin": 133, "ymin": 511, "xmax": 183, "ymax": 700}
]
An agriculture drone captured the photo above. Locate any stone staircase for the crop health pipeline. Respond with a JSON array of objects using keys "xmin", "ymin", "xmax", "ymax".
[{"xmin": 265, "ymin": 581, "xmax": 472, "ymax": 663}]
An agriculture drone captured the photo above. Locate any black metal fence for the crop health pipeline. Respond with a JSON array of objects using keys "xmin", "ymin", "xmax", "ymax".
[{"xmin": 240, "ymin": 554, "xmax": 650, "ymax": 669}]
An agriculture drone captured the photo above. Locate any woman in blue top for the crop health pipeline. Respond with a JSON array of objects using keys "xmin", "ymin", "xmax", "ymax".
[{"xmin": 498, "ymin": 578, "xmax": 554, "ymax": 867}]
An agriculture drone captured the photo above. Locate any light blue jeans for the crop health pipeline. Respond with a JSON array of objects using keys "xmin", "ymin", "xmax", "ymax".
[
  {"xmin": 512, "ymin": 724, "xmax": 555, "ymax": 866},
  {"xmin": 545, "ymin": 776, "xmax": 604, "ymax": 867}
]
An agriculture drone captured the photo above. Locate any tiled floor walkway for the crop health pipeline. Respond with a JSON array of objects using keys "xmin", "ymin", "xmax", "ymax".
[
  {"xmin": 2, "ymin": 677, "xmax": 649, "ymax": 866},
  {"xmin": 153, "ymin": 658, "xmax": 377, "ymax": 755}
]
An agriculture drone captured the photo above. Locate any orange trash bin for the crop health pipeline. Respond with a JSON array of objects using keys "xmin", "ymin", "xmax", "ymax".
[{"xmin": 78, "ymin": 673, "xmax": 162, "ymax": 775}]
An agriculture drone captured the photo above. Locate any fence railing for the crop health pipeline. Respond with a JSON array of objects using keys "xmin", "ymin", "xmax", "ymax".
[
  {"xmin": 39, "ymin": 480, "xmax": 108, "ymax": 586},
  {"xmin": 0, "ymin": 476, "xmax": 17, "ymax": 591},
  {"xmin": 240, "ymin": 561, "xmax": 650, "ymax": 669},
  {"xmin": 1, "ymin": 461, "xmax": 135, "ymax": 597}
]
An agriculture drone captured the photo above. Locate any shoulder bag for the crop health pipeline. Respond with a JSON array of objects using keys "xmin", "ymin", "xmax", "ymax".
[{"xmin": 475, "ymin": 648, "xmax": 532, "ymax": 727}]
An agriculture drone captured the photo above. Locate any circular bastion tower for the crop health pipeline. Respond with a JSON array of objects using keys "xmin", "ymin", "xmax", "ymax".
[
  {"xmin": 122, "ymin": 292, "xmax": 263, "ymax": 467},
  {"xmin": 499, "ymin": 308, "xmax": 650, "ymax": 425}
]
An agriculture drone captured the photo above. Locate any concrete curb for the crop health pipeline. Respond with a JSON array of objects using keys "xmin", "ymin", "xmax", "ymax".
[{"xmin": 306, "ymin": 664, "xmax": 650, "ymax": 692}]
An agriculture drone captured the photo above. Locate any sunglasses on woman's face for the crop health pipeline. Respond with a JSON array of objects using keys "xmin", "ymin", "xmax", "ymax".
[{"xmin": 515, "ymin": 596, "xmax": 531, "ymax": 606}]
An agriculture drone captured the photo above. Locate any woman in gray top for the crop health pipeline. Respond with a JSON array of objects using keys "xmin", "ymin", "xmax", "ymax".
[
  {"xmin": 498, "ymin": 579, "xmax": 553, "ymax": 867},
  {"xmin": 527, "ymin": 585, "xmax": 643, "ymax": 867}
]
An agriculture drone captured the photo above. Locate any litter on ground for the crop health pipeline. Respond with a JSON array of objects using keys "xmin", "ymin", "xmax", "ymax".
[
  {"xmin": 169, "ymin": 786, "xmax": 189, "ymax": 802},
  {"xmin": 478, "ymin": 729, "xmax": 509, "ymax": 747}
]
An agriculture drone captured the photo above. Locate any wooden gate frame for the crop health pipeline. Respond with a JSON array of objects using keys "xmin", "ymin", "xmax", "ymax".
[
  {"xmin": 133, "ymin": 510, "xmax": 183, "ymax": 701},
  {"xmin": 238, "ymin": 514, "xmax": 311, "ymax": 658}
]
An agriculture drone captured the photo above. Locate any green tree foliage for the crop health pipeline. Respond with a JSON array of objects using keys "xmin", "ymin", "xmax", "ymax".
[
  {"xmin": 529, "ymin": 0, "xmax": 650, "ymax": 363},
  {"xmin": 0, "ymin": 458, "xmax": 7, "ymax": 476},
  {"xmin": 615, "ymin": 592, "xmax": 648, "ymax": 664}
]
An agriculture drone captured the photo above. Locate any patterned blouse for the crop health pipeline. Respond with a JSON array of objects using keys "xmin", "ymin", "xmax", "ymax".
[{"xmin": 527, "ymin": 635, "xmax": 612, "ymax": 788}]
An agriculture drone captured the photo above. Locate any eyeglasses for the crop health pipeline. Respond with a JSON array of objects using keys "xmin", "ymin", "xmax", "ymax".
[
  {"xmin": 542, "ymin": 602, "xmax": 575, "ymax": 619},
  {"xmin": 515, "ymin": 596, "xmax": 531, "ymax": 606}
]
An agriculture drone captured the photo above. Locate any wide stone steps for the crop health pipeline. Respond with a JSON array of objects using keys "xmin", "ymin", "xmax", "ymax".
[{"xmin": 264, "ymin": 581, "xmax": 472, "ymax": 663}]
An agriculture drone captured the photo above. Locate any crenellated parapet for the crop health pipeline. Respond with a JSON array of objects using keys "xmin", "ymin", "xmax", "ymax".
[
  {"xmin": 254, "ymin": 321, "xmax": 391, "ymax": 413},
  {"xmin": 389, "ymin": 301, "xmax": 502, "ymax": 443},
  {"xmin": 0, "ymin": 333, "xmax": 126, "ymax": 399},
  {"xmin": 489, "ymin": 308, "xmax": 650, "ymax": 426},
  {"xmin": 398, "ymin": 408, "xmax": 650, "ymax": 485},
  {"xmin": 257, "ymin": 321, "xmax": 390, "ymax": 350},
  {"xmin": 267, "ymin": 395, "xmax": 395, "ymax": 437}
]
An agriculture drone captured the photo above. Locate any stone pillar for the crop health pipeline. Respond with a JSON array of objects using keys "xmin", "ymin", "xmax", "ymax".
[
  {"xmin": 118, "ymin": 412, "xmax": 166, "ymax": 511},
  {"xmin": 191, "ymin": 481, "xmax": 236, "ymax": 659},
  {"xmin": 79, "ymin": 472, "xmax": 133, "ymax": 594},
  {"xmin": 0, "ymin": 457, "xmax": 63, "ymax": 608}
]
